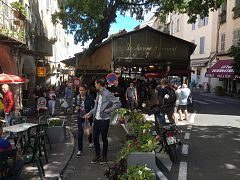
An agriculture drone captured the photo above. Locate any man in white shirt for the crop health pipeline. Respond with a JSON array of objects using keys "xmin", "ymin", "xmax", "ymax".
[
  {"xmin": 178, "ymin": 84, "xmax": 191, "ymax": 120},
  {"xmin": 85, "ymin": 78, "xmax": 121, "ymax": 165}
]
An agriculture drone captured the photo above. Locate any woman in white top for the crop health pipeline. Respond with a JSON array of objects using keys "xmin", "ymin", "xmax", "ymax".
[{"xmin": 48, "ymin": 86, "xmax": 56, "ymax": 116}]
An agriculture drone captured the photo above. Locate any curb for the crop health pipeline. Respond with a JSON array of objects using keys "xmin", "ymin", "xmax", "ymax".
[{"xmin": 59, "ymin": 126, "xmax": 76, "ymax": 179}]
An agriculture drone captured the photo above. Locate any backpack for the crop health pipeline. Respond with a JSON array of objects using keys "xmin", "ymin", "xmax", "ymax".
[{"xmin": 163, "ymin": 86, "xmax": 176, "ymax": 106}]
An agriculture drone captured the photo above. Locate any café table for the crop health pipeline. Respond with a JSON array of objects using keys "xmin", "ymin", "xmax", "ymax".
[{"xmin": 3, "ymin": 123, "xmax": 38, "ymax": 148}]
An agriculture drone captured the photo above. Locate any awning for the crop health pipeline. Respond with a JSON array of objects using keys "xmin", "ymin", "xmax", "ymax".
[
  {"xmin": 191, "ymin": 59, "xmax": 209, "ymax": 67},
  {"xmin": 61, "ymin": 57, "xmax": 76, "ymax": 67},
  {"xmin": 205, "ymin": 59, "xmax": 240, "ymax": 79}
]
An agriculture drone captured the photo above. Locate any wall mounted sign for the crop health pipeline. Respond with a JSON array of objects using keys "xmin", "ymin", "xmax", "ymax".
[{"xmin": 37, "ymin": 67, "xmax": 46, "ymax": 77}]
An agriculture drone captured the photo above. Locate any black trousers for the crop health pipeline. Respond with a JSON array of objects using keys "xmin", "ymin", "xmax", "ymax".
[
  {"xmin": 77, "ymin": 117, "xmax": 93, "ymax": 151},
  {"xmin": 93, "ymin": 119, "xmax": 110, "ymax": 157}
]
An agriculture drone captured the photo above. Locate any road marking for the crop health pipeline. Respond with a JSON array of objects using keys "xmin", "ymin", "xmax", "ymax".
[
  {"xmin": 187, "ymin": 125, "xmax": 192, "ymax": 130},
  {"xmin": 182, "ymin": 144, "xmax": 189, "ymax": 155},
  {"xmin": 184, "ymin": 132, "xmax": 190, "ymax": 139},
  {"xmin": 190, "ymin": 112, "xmax": 196, "ymax": 123},
  {"xmin": 203, "ymin": 99, "xmax": 223, "ymax": 104},
  {"xmin": 193, "ymin": 100, "xmax": 209, "ymax": 104},
  {"xmin": 156, "ymin": 170, "xmax": 168, "ymax": 180},
  {"xmin": 178, "ymin": 162, "xmax": 187, "ymax": 180}
]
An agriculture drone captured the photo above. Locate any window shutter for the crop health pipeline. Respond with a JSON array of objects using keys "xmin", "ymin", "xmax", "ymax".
[{"xmin": 200, "ymin": 37, "xmax": 205, "ymax": 54}]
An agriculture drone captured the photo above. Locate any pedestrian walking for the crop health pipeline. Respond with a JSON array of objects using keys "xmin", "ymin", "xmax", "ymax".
[
  {"xmin": 172, "ymin": 84, "xmax": 181, "ymax": 124},
  {"xmin": 178, "ymin": 84, "xmax": 191, "ymax": 121},
  {"xmin": 33, "ymin": 85, "xmax": 44, "ymax": 107},
  {"xmin": 157, "ymin": 79, "xmax": 176, "ymax": 125},
  {"xmin": 1, "ymin": 84, "xmax": 15, "ymax": 127},
  {"xmin": 75, "ymin": 85, "xmax": 94, "ymax": 157},
  {"xmin": 64, "ymin": 83, "xmax": 74, "ymax": 112},
  {"xmin": 84, "ymin": 78, "xmax": 121, "ymax": 165},
  {"xmin": 125, "ymin": 82, "xmax": 138, "ymax": 110},
  {"xmin": 47, "ymin": 86, "xmax": 57, "ymax": 116}
]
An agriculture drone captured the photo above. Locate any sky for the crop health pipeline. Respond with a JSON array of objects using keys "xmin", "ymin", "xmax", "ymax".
[{"xmin": 67, "ymin": 12, "xmax": 154, "ymax": 57}]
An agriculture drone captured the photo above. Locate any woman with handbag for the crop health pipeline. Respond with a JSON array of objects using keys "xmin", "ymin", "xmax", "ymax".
[{"xmin": 75, "ymin": 85, "xmax": 95, "ymax": 157}]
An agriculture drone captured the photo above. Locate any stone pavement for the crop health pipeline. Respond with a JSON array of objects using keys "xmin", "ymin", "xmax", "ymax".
[
  {"xmin": 20, "ymin": 116, "xmax": 75, "ymax": 180},
  {"xmin": 62, "ymin": 114, "xmax": 127, "ymax": 180}
]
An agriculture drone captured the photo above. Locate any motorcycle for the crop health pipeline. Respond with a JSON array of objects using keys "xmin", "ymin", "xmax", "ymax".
[{"xmin": 143, "ymin": 103, "xmax": 181, "ymax": 163}]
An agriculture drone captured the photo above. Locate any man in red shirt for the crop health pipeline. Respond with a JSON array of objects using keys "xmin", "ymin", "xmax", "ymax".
[{"xmin": 1, "ymin": 84, "xmax": 15, "ymax": 127}]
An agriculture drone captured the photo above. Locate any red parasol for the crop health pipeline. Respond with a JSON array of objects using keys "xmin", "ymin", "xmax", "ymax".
[{"xmin": 0, "ymin": 73, "xmax": 29, "ymax": 84}]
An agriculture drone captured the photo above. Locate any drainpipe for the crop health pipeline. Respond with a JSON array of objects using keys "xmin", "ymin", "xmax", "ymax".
[{"xmin": 208, "ymin": 12, "xmax": 220, "ymax": 92}]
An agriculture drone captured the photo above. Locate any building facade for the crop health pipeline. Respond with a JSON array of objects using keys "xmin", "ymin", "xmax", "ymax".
[
  {"xmin": 0, "ymin": 0, "xmax": 68, "ymax": 107},
  {"xmin": 168, "ymin": 0, "xmax": 240, "ymax": 94}
]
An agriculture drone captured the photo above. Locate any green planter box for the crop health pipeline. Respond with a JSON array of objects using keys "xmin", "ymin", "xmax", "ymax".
[
  {"xmin": 127, "ymin": 151, "xmax": 157, "ymax": 172},
  {"xmin": 47, "ymin": 118, "xmax": 66, "ymax": 143}
]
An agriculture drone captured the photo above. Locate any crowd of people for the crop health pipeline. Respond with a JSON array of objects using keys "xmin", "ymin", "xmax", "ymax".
[{"xmin": 0, "ymin": 75, "xmax": 192, "ymax": 178}]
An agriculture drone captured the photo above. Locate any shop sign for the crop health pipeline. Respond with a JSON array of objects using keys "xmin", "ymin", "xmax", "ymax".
[{"xmin": 37, "ymin": 67, "xmax": 46, "ymax": 77}]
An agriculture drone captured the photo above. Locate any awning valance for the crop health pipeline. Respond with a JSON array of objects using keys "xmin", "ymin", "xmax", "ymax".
[
  {"xmin": 61, "ymin": 57, "xmax": 76, "ymax": 67},
  {"xmin": 205, "ymin": 59, "xmax": 240, "ymax": 79},
  {"xmin": 191, "ymin": 59, "xmax": 209, "ymax": 67}
]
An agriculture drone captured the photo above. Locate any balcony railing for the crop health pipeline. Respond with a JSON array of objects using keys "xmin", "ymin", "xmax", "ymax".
[
  {"xmin": 34, "ymin": 36, "xmax": 53, "ymax": 56},
  {"xmin": 0, "ymin": 0, "xmax": 26, "ymax": 44},
  {"xmin": 219, "ymin": 11, "xmax": 227, "ymax": 24},
  {"xmin": 233, "ymin": 7, "xmax": 240, "ymax": 19}
]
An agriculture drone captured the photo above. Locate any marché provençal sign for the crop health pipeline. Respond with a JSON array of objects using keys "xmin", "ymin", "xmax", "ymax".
[{"xmin": 126, "ymin": 43, "xmax": 177, "ymax": 53}]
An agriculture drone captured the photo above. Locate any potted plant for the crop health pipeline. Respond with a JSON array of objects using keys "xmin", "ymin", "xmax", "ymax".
[
  {"xmin": 116, "ymin": 110, "xmax": 159, "ymax": 171},
  {"xmin": 120, "ymin": 165, "xmax": 155, "ymax": 180},
  {"xmin": 47, "ymin": 117, "xmax": 66, "ymax": 143},
  {"xmin": 10, "ymin": 1, "xmax": 27, "ymax": 20}
]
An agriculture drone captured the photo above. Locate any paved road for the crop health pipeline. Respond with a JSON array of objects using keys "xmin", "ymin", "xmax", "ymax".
[
  {"xmin": 159, "ymin": 93, "xmax": 240, "ymax": 180},
  {"xmin": 62, "ymin": 93, "xmax": 240, "ymax": 180}
]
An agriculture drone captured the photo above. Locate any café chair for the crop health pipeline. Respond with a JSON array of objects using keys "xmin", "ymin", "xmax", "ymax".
[
  {"xmin": 25, "ymin": 125, "xmax": 40, "ymax": 149},
  {"xmin": 38, "ymin": 124, "xmax": 51, "ymax": 163},
  {"xmin": 38, "ymin": 115, "xmax": 50, "ymax": 124},
  {"xmin": 0, "ymin": 148, "xmax": 17, "ymax": 179},
  {"xmin": 38, "ymin": 116, "xmax": 52, "ymax": 150},
  {"xmin": 23, "ymin": 133, "xmax": 45, "ymax": 179},
  {"xmin": 15, "ymin": 116, "xmax": 28, "ymax": 124}
]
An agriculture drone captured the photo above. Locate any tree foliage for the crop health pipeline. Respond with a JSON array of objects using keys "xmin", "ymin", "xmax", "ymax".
[
  {"xmin": 52, "ymin": 0, "xmax": 224, "ymax": 55},
  {"xmin": 229, "ymin": 42, "xmax": 240, "ymax": 75}
]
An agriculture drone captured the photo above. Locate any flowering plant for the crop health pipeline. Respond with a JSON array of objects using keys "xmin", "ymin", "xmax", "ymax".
[
  {"xmin": 118, "ymin": 135, "xmax": 158, "ymax": 160},
  {"xmin": 117, "ymin": 109, "xmax": 159, "ymax": 160},
  {"xmin": 119, "ymin": 165, "xmax": 154, "ymax": 180},
  {"xmin": 104, "ymin": 159, "xmax": 127, "ymax": 180}
]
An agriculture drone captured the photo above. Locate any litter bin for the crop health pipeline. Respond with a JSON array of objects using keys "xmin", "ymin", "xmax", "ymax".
[{"xmin": 215, "ymin": 86, "xmax": 223, "ymax": 96}]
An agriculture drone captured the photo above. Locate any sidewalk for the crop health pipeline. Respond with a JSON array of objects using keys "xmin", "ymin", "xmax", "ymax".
[
  {"xmin": 62, "ymin": 114, "xmax": 127, "ymax": 180},
  {"xmin": 21, "ymin": 118, "xmax": 75, "ymax": 179}
]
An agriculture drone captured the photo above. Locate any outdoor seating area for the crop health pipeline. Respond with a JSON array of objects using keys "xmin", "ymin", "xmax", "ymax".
[{"xmin": 1, "ymin": 114, "xmax": 68, "ymax": 179}]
